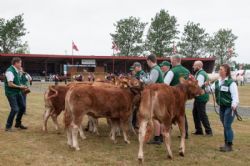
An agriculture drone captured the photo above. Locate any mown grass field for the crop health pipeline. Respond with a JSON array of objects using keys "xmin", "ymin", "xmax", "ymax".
[{"xmin": 0, "ymin": 83, "xmax": 250, "ymax": 166}]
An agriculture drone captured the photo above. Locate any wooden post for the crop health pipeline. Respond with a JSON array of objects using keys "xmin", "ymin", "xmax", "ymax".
[
  {"xmin": 125, "ymin": 60, "xmax": 127, "ymax": 73},
  {"xmin": 112, "ymin": 57, "xmax": 115, "ymax": 73}
]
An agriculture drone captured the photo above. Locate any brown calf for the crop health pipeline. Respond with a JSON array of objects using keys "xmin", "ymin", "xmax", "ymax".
[
  {"xmin": 64, "ymin": 78, "xmax": 142, "ymax": 150},
  {"xmin": 137, "ymin": 78, "xmax": 203, "ymax": 162}
]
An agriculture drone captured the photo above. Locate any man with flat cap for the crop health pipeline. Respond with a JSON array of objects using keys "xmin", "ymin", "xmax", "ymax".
[
  {"xmin": 130, "ymin": 62, "xmax": 145, "ymax": 129},
  {"xmin": 131, "ymin": 62, "xmax": 146, "ymax": 80},
  {"xmin": 159, "ymin": 61, "xmax": 171, "ymax": 79}
]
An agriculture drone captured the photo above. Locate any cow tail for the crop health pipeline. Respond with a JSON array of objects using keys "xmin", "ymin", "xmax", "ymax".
[
  {"xmin": 47, "ymin": 85, "xmax": 58, "ymax": 99},
  {"xmin": 64, "ymin": 94, "xmax": 72, "ymax": 129},
  {"xmin": 64, "ymin": 107, "xmax": 72, "ymax": 129},
  {"xmin": 144, "ymin": 89, "xmax": 154, "ymax": 142}
]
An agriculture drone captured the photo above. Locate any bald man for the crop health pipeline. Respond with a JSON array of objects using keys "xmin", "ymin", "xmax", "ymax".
[
  {"xmin": 192, "ymin": 61, "xmax": 213, "ymax": 136},
  {"xmin": 164, "ymin": 54, "xmax": 190, "ymax": 139}
]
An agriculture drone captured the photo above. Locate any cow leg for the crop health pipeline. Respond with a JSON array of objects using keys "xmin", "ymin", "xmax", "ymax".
[
  {"xmin": 43, "ymin": 107, "xmax": 52, "ymax": 132},
  {"xmin": 110, "ymin": 120, "xmax": 118, "ymax": 144},
  {"xmin": 72, "ymin": 124, "xmax": 80, "ymax": 151},
  {"xmin": 92, "ymin": 118, "xmax": 100, "ymax": 136},
  {"xmin": 162, "ymin": 124, "xmax": 173, "ymax": 159},
  {"xmin": 66, "ymin": 127, "xmax": 73, "ymax": 148},
  {"xmin": 120, "ymin": 120, "xmax": 130, "ymax": 144},
  {"xmin": 138, "ymin": 120, "xmax": 148, "ymax": 162},
  {"xmin": 177, "ymin": 116, "xmax": 186, "ymax": 157},
  {"xmin": 79, "ymin": 124, "xmax": 86, "ymax": 140},
  {"xmin": 51, "ymin": 113, "xmax": 59, "ymax": 131},
  {"xmin": 129, "ymin": 111, "xmax": 137, "ymax": 136}
]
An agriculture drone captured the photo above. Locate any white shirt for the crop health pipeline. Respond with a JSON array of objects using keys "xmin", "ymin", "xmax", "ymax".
[
  {"xmin": 24, "ymin": 73, "xmax": 32, "ymax": 81},
  {"xmin": 5, "ymin": 66, "xmax": 19, "ymax": 82},
  {"xmin": 206, "ymin": 77, "xmax": 239, "ymax": 108},
  {"xmin": 195, "ymin": 69, "xmax": 205, "ymax": 87},
  {"xmin": 164, "ymin": 70, "xmax": 174, "ymax": 85}
]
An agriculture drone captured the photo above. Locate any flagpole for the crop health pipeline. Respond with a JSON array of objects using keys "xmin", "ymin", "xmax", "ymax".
[{"xmin": 72, "ymin": 41, "xmax": 73, "ymax": 65}]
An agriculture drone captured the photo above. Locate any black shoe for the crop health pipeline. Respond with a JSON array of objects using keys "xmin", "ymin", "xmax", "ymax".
[
  {"xmin": 220, "ymin": 144, "xmax": 233, "ymax": 152},
  {"xmin": 15, "ymin": 124, "xmax": 28, "ymax": 129},
  {"xmin": 205, "ymin": 133, "xmax": 213, "ymax": 137},
  {"xmin": 147, "ymin": 136, "xmax": 162, "ymax": 145},
  {"xmin": 5, "ymin": 128, "xmax": 14, "ymax": 132},
  {"xmin": 159, "ymin": 135, "xmax": 163, "ymax": 143},
  {"xmin": 192, "ymin": 131, "xmax": 204, "ymax": 135}
]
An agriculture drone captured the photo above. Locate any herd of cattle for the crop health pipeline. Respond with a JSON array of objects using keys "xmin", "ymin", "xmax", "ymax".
[{"xmin": 43, "ymin": 76, "xmax": 204, "ymax": 162}]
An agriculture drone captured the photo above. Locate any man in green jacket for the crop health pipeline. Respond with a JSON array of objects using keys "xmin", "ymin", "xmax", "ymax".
[
  {"xmin": 192, "ymin": 61, "xmax": 213, "ymax": 136},
  {"xmin": 141, "ymin": 54, "xmax": 164, "ymax": 144},
  {"xmin": 4, "ymin": 57, "xmax": 28, "ymax": 131},
  {"xmin": 164, "ymin": 54, "xmax": 190, "ymax": 139}
]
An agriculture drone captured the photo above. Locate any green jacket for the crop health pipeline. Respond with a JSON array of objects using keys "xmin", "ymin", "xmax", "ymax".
[
  {"xmin": 195, "ymin": 69, "xmax": 209, "ymax": 102},
  {"xmin": 215, "ymin": 78, "xmax": 234, "ymax": 107},
  {"xmin": 4, "ymin": 66, "xmax": 22, "ymax": 96},
  {"xmin": 135, "ymin": 70, "xmax": 145, "ymax": 80},
  {"xmin": 20, "ymin": 73, "xmax": 29, "ymax": 86},
  {"xmin": 151, "ymin": 65, "xmax": 164, "ymax": 83},
  {"xmin": 170, "ymin": 65, "xmax": 190, "ymax": 86}
]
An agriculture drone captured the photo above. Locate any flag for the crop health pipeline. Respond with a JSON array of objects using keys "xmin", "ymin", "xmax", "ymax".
[
  {"xmin": 227, "ymin": 47, "xmax": 233, "ymax": 59},
  {"xmin": 72, "ymin": 41, "xmax": 79, "ymax": 51},
  {"xmin": 172, "ymin": 42, "xmax": 177, "ymax": 54},
  {"xmin": 111, "ymin": 41, "xmax": 120, "ymax": 54}
]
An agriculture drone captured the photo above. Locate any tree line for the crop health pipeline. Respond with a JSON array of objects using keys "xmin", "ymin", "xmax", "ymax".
[
  {"xmin": 0, "ymin": 12, "xmax": 239, "ymax": 66},
  {"xmin": 110, "ymin": 9, "xmax": 238, "ymax": 65}
]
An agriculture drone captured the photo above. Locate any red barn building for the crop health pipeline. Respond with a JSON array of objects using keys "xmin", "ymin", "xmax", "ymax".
[{"xmin": 0, "ymin": 53, "xmax": 215, "ymax": 80}]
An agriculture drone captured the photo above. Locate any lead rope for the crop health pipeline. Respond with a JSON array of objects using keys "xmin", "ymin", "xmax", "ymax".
[
  {"xmin": 208, "ymin": 83, "xmax": 243, "ymax": 121},
  {"xmin": 208, "ymin": 84, "xmax": 220, "ymax": 115}
]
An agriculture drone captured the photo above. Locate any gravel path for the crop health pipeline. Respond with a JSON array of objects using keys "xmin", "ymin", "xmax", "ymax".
[{"xmin": 186, "ymin": 102, "xmax": 250, "ymax": 117}]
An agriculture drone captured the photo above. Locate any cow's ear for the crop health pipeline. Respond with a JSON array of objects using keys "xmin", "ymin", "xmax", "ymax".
[{"xmin": 179, "ymin": 77, "xmax": 186, "ymax": 84}]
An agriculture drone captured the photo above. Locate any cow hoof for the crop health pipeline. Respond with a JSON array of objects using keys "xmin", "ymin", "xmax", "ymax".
[
  {"xmin": 179, "ymin": 151, "xmax": 184, "ymax": 157},
  {"xmin": 125, "ymin": 140, "xmax": 130, "ymax": 144},
  {"xmin": 42, "ymin": 128, "xmax": 48, "ymax": 133},
  {"xmin": 167, "ymin": 155, "xmax": 173, "ymax": 159},
  {"xmin": 75, "ymin": 147, "xmax": 80, "ymax": 151},
  {"xmin": 113, "ymin": 140, "xmax": 118, "ymax": 144},
  {"xmin": 138, "ymin": 158, "xmax": 144, "ymax": 165},
  {"xmin": 67, "ymin": 144, "xmax": 73, "ymax": 149},
  {"xmin": 81, "ymin": 137, "xmax": 87, "ymax": 140}
]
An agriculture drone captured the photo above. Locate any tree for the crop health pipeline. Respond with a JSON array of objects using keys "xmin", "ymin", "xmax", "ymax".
[
  {"xmin": 0, "ymin": 14, "xmax": 29, "ymax": 53},
  {"xmin": 146, "ymin": 9, "xmax": 179, "ymax": 57},
  {"xmin": 178, "ymin": 21, "xmax": 208, "ymax": 57},
  {"xmin": 212, "ymin": 29, "xmax": 237, "ymax": 65},
  {"xmin": 110, "ymin": 17, "xmax": 147, "ymax": 56}
]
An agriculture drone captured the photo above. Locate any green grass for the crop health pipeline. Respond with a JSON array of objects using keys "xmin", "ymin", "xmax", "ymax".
[{"xmin": 0, "ymin": 85, "xmax": 250, "ymax": 166}]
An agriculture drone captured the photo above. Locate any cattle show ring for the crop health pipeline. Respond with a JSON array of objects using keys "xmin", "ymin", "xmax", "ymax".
[
  {"xmin": 1, "ymin": 2, "xmax": 250, "ymax": 165},
  {"xmin": 0, "ymin": 53, "xmax": 249, "ymax": 165}
]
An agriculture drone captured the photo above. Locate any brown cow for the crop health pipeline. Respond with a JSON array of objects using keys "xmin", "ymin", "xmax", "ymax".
[
  {"xmin": 42, "ymin": 79, "xmax": 129, "ymax": 132},
  {"xmin": 137, "ymin": 78, "xmax": 203, "ymax": 162},
  {"xmin": 64, "ymin": 78, "xmax": 142, "ymax": 150},
  {"xmin": 43, "ymin": 81, "xmax": 113, "ymax": 132}
]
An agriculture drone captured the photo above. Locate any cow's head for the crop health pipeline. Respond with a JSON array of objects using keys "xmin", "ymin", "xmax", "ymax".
[
  {"xmin": 179, "ymin": 75, "xmax": 204, "ymax": 99},
  {"xmin": 118, "ymin": 76, "xmax": 142, "ymax": 88}
]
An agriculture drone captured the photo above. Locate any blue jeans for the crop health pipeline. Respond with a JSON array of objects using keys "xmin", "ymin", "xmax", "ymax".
[
  {"xmin": 21, "ymin": 93, "xmax": 27, "ymax": 113},
  {"xmin": 6, "ymin": 93, "xmax": 26, "ymax": 128},
  {"xmin": 219, "ymin": 106, "xmax": 235, "ymax": 143}
]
